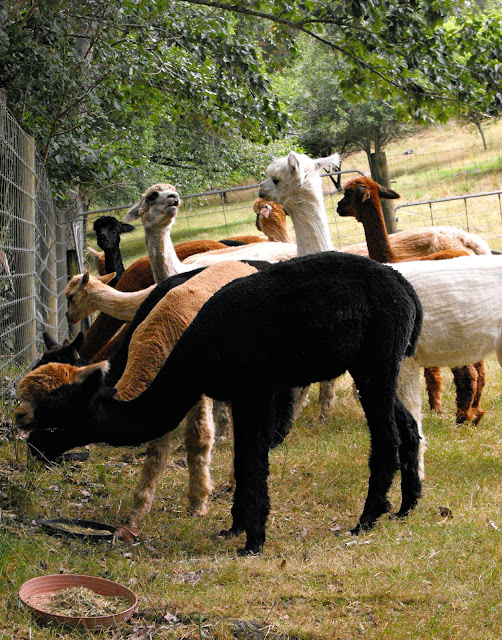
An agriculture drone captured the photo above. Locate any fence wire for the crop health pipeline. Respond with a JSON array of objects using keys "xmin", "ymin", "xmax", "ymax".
[{"xmin": 0, "ymin": 98, "xmax": 71, "ymax": 414}]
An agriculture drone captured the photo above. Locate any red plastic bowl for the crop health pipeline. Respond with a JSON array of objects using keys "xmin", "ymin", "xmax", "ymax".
[{"xmin": 19, "ymin": 574, "xmax": 137, "ymax": 629}]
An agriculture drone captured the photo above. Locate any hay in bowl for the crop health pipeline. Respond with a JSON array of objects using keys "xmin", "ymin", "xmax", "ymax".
[
  {"xmin": 39, "ymin": 518, "xmax": 115, "ymax": 541},
  {"xmin": 19, "ymin": 574, "xmax": 137, "ymax": 629}
]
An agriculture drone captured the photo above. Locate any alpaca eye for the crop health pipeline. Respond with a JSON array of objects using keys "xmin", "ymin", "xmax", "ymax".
[
  {"xmin": 146, "ymin": 191, "xmax": 159, "ymax": 202},
  {"xmin": 272, "ymin": 179, "xmax": 279, "ymax": 185},
  {"xmin": 67, "ymin": 294, "xmax": 73, "ymax": 303}
]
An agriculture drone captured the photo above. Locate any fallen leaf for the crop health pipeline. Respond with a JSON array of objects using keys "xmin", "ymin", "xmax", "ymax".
[{"xmin": 439, "ymin": 506, "xmax": 453, "ymax": 518}]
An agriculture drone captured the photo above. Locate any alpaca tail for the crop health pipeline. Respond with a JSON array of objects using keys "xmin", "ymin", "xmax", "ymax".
[{"xmin": 270, "ymin": 386, "xmax": 296, "ymax": 448}]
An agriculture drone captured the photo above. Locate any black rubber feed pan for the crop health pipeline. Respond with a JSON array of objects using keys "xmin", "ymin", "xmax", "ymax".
[
  {"xmin": 57, "ymin": 451, "xmax": 90, "ymax": 463},
  {"xmin": 39, "ymin": 518, "xmax": 115, "ymax": 542}
]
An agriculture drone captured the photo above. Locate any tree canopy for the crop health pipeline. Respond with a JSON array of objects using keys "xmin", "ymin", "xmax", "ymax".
[{"xmin": 1, "ymin": 0, "xmax": 500, "ymax": 204}]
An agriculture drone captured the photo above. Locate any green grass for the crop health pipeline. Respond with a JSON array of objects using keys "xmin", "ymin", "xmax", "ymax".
[{"xmin": 1, "ymin": 360, "xmax": 502, "ymax": 639}]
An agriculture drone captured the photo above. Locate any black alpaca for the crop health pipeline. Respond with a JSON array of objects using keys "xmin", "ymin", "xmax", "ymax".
[
  {"xmin": 28, "ymin": 252, "xmax": 423, "ymax": 555},
  {"xmin": 33, "ymin": 332, "xmax": 87, "ymax": 369},
  {"xmin": 93, "ymin": 216, "xmax": 135, "ymax": 283}
]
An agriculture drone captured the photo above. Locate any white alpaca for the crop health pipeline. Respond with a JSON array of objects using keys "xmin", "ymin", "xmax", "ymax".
[{"xmin": 259, "ymin": 151, "xmax": 496, "ymax": 476}]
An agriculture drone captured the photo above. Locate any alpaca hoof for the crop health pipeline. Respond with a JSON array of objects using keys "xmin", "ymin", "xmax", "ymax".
[
  {"xmin": 472, "ymin": 410, "xmax": 485, "ymax": 426},
  {"xmin": 113, "ymin": 523, "xmax": 140, "ymax": 543},
  {"xmin": 237, "ymin": 546, "xmax": 262, "ymax": 557},
  {"xmin": 350, "ymin": 521, "xmax": 373, "ymax": 536},
  {"xmin": 218, "ymin": 527, "xmax": 244, "ymax": 539}
]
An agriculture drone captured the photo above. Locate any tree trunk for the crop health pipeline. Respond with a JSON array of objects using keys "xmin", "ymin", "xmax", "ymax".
[
  {"xmin": 368, "ymin": 150, "xmax": 398, "ymax": 234},
  {"xmin": 475, "ymin": 121, "xmax": 488, "ymax": 151}
]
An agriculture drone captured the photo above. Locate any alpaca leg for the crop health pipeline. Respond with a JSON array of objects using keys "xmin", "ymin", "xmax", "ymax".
[
  {"xmin": 452, "ymin": 364, "xmax": 477, "ymax": 424},
  {"xmin": 213, "ymin": 400, "xmax": 232, "ymax": 440},
  {"xmin": 397, "ymin": 359, "xmax": 426, "ymax": 480},
  {"xmin": 319, "ymin": 379, "xmax": 337, "ymax": 420},
  {"xmin": 221, "ymin": 393, "xmax": 273, "ymax": 555},
  {"xmin": 349, "ymin": 368, "xmax": 401, "ymax": 533},
  {"xmin": 115, "ymin": 432, "xmax": 173, "ymax": 541},
  {"xmin": 291, "ymin": 385, "xmax": 311, "ymax": 419},
  {"xmin": 393, "ymin": 395, "xmax": 422, "ymax": 518},
  {"xmin": 424, "ymin": 367, "xmax": 443, "ymax": 413},
  {"xmin": 471, "ymin": 361, "xmax": 486, "ymax": 426},
  {"xmin": 185, "ymin": 396, "xmax": 215, "ymax": 515}
]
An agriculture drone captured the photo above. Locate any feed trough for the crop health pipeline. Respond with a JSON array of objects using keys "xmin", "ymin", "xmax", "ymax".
[
  {"xmin": 19, "ymin": 574, "xmax": 137, "ymax": 629},
  {"xmin": 38, "ymin": 518, "xmax": 115, "ymax": 542}
]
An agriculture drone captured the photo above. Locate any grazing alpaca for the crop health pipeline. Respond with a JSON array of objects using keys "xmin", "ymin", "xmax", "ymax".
[
  {"xmin": 337, "ymin": 175, "xmax": 485, "ymax": 425},
  {"xmin": 18, "ymin": 262, "xmax": 261, "ymax": 540},
  {"xmin": 15, "ymin": 361, "xmax": 108, "ymax": 428},
  {"xmin": 64, "ymin": 272, "xmax": 156, "ymax": 323},
  {"xmin": 27, "ymin": 252, "xmax": 423, "ymax": 555},
  {"xmin": 91, "ymin": 216, "xmax": 135, "ymax": 281},
  {"xmin": 252, "ymin": 198, "xmax": 293, "ymax": 243}
]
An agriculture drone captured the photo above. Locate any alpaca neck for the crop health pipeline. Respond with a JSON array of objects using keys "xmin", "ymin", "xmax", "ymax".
[
  {"xmin": 267, "ymin": 224, "xmax": 293, "ymax": 243},
  {"xmin": 102, "ymin": 357, "xmax": 201, "ymax": 446},
  {"xmin": 104, "ymin": 246, "xmax": 125, "ymax": 280},
  {"xmin": 91, "ymin": 282, "xmax": 155, "ymax": 321},
  {"xmin": 287, "ymin": 190, "xmax": 334, "ymax": 256},
  {"xmin": 360, "ymin": 202, "xmax": 397, "ymax": 264},
  {"xmin": 144, "ymin": 224, "xmax": 189, "ymax": 283}
]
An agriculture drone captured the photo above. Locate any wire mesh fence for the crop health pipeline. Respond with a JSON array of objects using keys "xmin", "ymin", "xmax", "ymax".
[{"xmin": 0, "ymin": 97, "xmax": 74, "ymax": 415}]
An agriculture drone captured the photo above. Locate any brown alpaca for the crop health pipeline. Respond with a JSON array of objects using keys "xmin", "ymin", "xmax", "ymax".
[
  {"xmin": 338, "ymin": 176, "xmax": 485, "ymax": 425},
  {"xmin": 252, "ymin": 198, "xmax": 293, "ymax": 243},
  {"xmin": 15, "ymin": 361, "xmax": 108, "ymax": 428}
]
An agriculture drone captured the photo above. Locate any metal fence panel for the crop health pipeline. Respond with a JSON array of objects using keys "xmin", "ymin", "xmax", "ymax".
[{"xmin": 0, "ymin": 98, "xmax": 71, "ymax": 415}]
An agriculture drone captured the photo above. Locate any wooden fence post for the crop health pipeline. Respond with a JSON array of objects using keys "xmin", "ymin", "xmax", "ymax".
[{"xmin": 14, "ymin": 135, "xmax": 37, "ymax": 365}]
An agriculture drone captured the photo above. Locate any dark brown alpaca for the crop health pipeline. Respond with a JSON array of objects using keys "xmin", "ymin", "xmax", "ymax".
[{"xmin": 338, "ymin": 175, "xmax": 485, "ymax": 426}]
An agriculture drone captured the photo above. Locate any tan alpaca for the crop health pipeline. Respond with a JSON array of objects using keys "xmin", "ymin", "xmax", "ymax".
[{"xmin": 64, "ymin": 271, "xmax": 155, "ymax": 324}]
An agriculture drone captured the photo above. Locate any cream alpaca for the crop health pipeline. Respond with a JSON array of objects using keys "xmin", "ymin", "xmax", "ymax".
[
  {"xmin": 65, "ymin": 271, "xmax": 156, "ymax": 323},
  {"xmin": 260, "ymin": 151, "xmax": 496, "ymax": 477}
]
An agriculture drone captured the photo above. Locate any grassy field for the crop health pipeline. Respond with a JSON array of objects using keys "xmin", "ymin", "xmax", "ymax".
[{"xmin": 1, "ymin": 120, "xmax": 502, "ymax": 639}]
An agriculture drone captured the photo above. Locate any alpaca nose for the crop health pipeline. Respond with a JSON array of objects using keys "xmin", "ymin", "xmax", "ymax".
[{"xmin": 167, "ymin": 195, "xmax": 180, "ymax": 207}]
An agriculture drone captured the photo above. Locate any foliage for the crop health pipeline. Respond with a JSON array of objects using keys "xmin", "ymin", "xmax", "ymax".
[
  {"xmin": 1, "ymin": 0, "xmax": 500, "ymax": 205},
  {"xmin": 1, "ymin": 0, "xmax": 290, "ymax": 203}
]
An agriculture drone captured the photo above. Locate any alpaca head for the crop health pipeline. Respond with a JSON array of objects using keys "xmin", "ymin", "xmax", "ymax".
[
  {"xmin": 15, "ymin": 361, "xmax": 109, "ymax": 429},
  {"xmin": 337, "ymin": 176, "xmax": 400, "ymax": 221},
  {"xmin": 65, "ymin": 271, "xmax": 116, "ymax": 324},
  {"xmin": 124, "ymin": 183, "xmax": 181, "ymax": 232},
  {"xmin": 33, "ymin": 331, "xmax": 84, "ymax": 369},
  {"xmin": 93, "ymin": 216, "xmax": 135, "ymax": 251},
  {"xmin": 26, "ymin": 368, "xmax": 112, "ymax": 461},
  {"xmin": 259, "ymin": 152, "xmax": 341, "ymax": 210}
]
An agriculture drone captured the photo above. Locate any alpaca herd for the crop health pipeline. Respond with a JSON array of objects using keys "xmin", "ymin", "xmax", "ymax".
[{"xmin": 15, "ymin": 150, "xmax": 500, "ymax": 555}]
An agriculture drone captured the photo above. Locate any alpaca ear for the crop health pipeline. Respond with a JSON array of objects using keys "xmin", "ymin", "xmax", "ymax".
[
  {"xmin": 74, "ymin": 360, "xmax": 109, "ymax": 384},
  {"xmin": 313, "ymin": 153, "xmax": 341, "ymax": 173},
  {"xmin": 356, "ymin": 185, "xmax": 371, "ymax": 203},
  {"xmin": 43, "ymin": 331, "xmax": 60, "ymax": 350},
  {"xmin": 287, "ymin": 152, "xmax": 302, "ymax": 177},
  {"xmin": 99, "ymin": 272, "xmax": 116, "ymax": 285},
  {"xmin": 78, "ymin": 271, "xmax": 90, "ymax": 290},
  {"xmin": 119, "ymin": 222, "xmax": 135, "ymax": 234},
  {"xmin": 378, "ymin": 185, "xmax": 400, "ymax": 200},
  {"xmin": 123, "ymin": 202, "xmax": 141, "ymax": 222},
  {"xmin": 79, "ymin": 367, "xmax": 107, "ymax": 395}
]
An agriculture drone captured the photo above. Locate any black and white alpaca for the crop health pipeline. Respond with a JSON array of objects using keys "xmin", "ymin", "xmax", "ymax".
[{"xmin": 28, "ymin": 252, "xmax": 423, "ymax": 555}]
